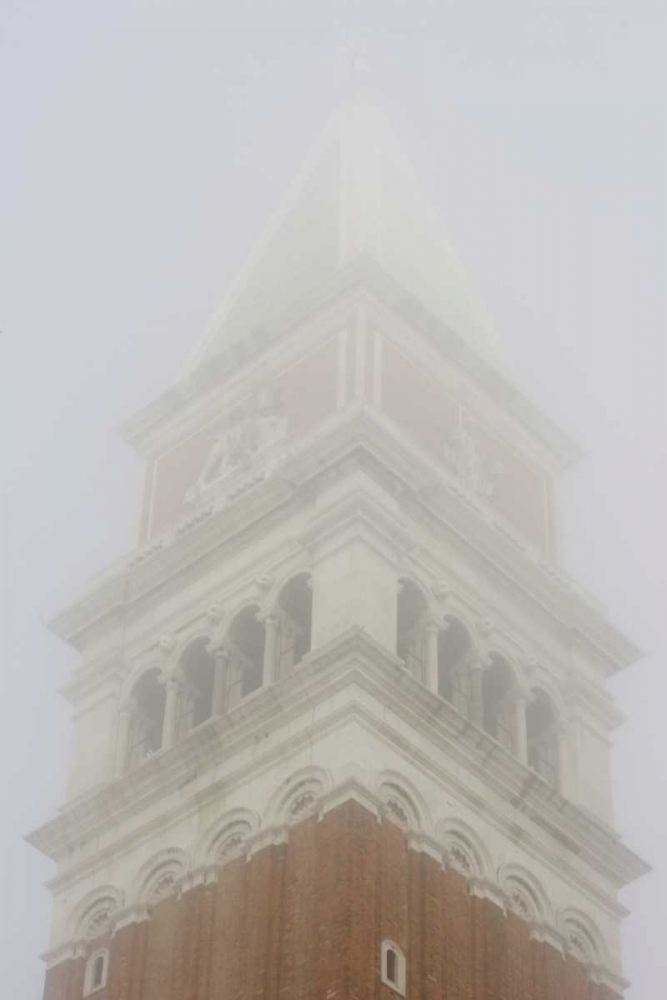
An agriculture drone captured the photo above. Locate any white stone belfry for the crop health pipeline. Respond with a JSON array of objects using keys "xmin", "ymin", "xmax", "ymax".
[{"xmin": 29, "ymin": 85, "xmax": 646, "ymax": 1000}]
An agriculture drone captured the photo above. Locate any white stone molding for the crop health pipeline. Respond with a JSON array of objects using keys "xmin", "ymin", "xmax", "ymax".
[
  {"xmin": 559, "ymin": 907, "xmax": 608, "ymax": 967},
  {"xmin": 112, "ymin": 903, "xmax": 149, "ymax": 932},
  {"xmin": 468, "ymin": 876, "xmax": 507, "ymax": 912},
  {"xmin": 41, "ymin": 942, "xmax": 84, "ymax": 970},
  {"xmin": 178, "ymin": 864, "xmax": 220, "ymax": 893},
  {"xmin": 375, "ymin": 770, "xmax": 430, "ymax": 833},
  {"xmin": 438, "ymin": 818, "xmax": 492, "ymax": 879},
  {"xmin": 498, "ymin": 863, "xmax": 552, "ymax": 925},
  {"xmin": 318, "ymin": 776, "xmax": 382, "ymax": 822},
  {"xmin": 264, "ymin": 766, "xmax": 332, "ymax": 828},
  {"xmin": 134, "ymin": 847, "xmax": 189, "ymax": 907},
  {"xmin": 195, "ymin": 807, "xmax": 258, "ymax": 868},
  {"xmin": 68, "ymin": 886, "xmax": 124, "ymax": 942},
  {"xmin": 529, "ymin": 921, "xmax": 567, "ymax": 954},
  {"xmin": 244, "ymin": 825, "xmax": 290, "ymax": 858}
]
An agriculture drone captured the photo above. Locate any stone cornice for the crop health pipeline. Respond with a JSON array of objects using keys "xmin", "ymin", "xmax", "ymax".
[
  {"xmin": 28, "ymin": 630, "xmax": 648, "ymax": 897},
  {"xmin": 47, "ymin": 409, "xmax": 640, "ymax": 677}
]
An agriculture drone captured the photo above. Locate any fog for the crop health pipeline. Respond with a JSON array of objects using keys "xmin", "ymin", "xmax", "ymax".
[{"xmin": 2, "ymin": 2, "xmax": 666, "ymax": 997}]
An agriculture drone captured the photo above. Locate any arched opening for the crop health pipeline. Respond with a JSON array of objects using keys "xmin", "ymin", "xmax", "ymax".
[
  {"xmin": 91, "ymin": 955, "xmax": 105, "ymax": 988},
  {"xmin": 526, "ymin": 689, "xmax": 559, "ymax": 788},
  {"xmin": 176, "ymin": 637, "xmax": 216, "ymax": 738},
  {"xmin": 126, "ymin": 669, "xmax": 166, "ymax": 772},
  {"xmin": 83, "ymin": 949, "xmax": 109, "ymax": 995},
  {"xmin": 381, "ymin": 940, "xmax": 406, "ymax": 995},
  {"xmin": 227, "ymin": 605, "xmax": 265, "ymax": 705},
  {"xmin": 482, "ymin": 655, "xmax": 514, "ymax": 750},
  {"xmin": 277, "ymin": 573, "xmax": 312, "ymax": 675},
  {"xmin": 396, "ymin": 578, "xmax": 427, "ymax": 679},
  {"xmin": 437, "ymin": 618, "xmax": 471, "ymax": 717}
]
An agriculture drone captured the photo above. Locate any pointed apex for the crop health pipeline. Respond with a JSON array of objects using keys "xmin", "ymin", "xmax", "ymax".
[
  {"xmin": 335, "ymin": 38, "xmax": 372, "ymax": 99},
  {"xmin": 187, "ymin": 89, "xmax": 509, "ymax": 378}
]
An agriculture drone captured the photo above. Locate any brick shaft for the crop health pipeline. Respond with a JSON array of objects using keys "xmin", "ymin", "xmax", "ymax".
[{"xmin": 44, "ymin": 801, "xmax": 618, "ymax": 1000}]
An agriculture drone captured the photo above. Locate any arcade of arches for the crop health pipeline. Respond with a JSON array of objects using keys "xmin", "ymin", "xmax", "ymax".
[{"xmin": 118, "ymin": 575, "xmax": 565, "ymax": 794}]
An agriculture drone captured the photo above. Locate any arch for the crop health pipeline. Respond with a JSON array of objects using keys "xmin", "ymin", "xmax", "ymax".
[
  {"xmin": 482, "ymin": 654, "xmax": 515, "ymax": 751},
  {"xmin": 526, "ymin": 688, "xmax": 559, "ymax": 789},
  {"xmin": 83, "ymin": 948, "xmax": 109, "ymax": 995},
  {"xmin": 125, "ymin": 667, "xmax": 166, "ymax": 773},
  {"xmin": 264, "ymin": 766, "xmax": 332, "ymax": 827},
  {"xmin": 69, "ymin": 886, "xmax": 124, "ymax": 942},
  {"xmin": 276, "ymin": 572, "xmax": 313, "ymax": 675},
  {"xmin": 135, "ymin": 848, "xmax": 189, "ymax": 907},
  {"xmin": 196, "ymin": 807, "xmax": 259, "ymax": 867},
  {"xmin": 381, "ymin": 939, "xmax": 407, "ymax": 995},
  {"xmin": 437, "ymin": 616, "xmax": 472, "ymax": 716},
  {"xmin": 376, "ymin": 771, "xmax": 430, "ymax": 833},
  {"xmin": 176, "ymin": 636, "xmax": 216, "ymax": 739},
  {"xmin": 498, "ymin": 863, "xmax": 551, "ymax": 923},
  {"xmin": 560, "ymin": 908, "xmax": 606, "ymax": 966},
  {"xmin": 438, "ymin": 818, "xmax": 492, "ymax": 879},
  {"xmin": 396, "ymin": 577, "xmax": 428, "ymax": 680},
  {"xmin": 226, "ymin": 603, "xmax": 265, "ymax": 704}
]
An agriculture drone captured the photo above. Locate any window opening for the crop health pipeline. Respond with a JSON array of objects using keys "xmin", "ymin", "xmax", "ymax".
[
  {"xmin": 396, "ymin": 578, "xmax": 427, "ymax": 679},
  {"xmin": 227, "ymin": 606, "xmax": 265, "ymax": 704},
  {"xmin": 482, "ymin": 656, "xmax": 514, "ymax": 751},
  {"xmin": 526, "ymin": 690, "xmax": 559, "ymax": 789},
  {"xmin": 277, "ymin": 574, "xmax": 312, "ymax": 675},
  {"xmin": 126, "ymin": 670, "xmax": 166, "ymax": 772},
  {"xmin": 437, "ymin": 618, "xmax": 471, "ymax": 718}
]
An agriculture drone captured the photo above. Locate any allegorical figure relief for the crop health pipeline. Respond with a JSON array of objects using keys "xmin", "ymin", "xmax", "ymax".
[
  {"xmin": 187, "ymin": 385, "xmax": 289, "ymax": 500},
  {"xmin": 443, "ymin": 419, "xmax": 503, "ymax": 499}
]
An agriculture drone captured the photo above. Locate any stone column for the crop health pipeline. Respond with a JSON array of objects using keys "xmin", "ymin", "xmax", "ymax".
[
  {"xmin": 469, "ymin": 659, "xmax": 485, "ymax": 728},
  {"xmin": 161, "ymin": 677, "xmax": 181, "ymax": 750},
  {"xmin": 513, "ymin": 692, "xmax": 529, "ymax": 764},
  {"xmin": 556, "ymin": 723, "xmax": 570, "ymax": 798},
  {"xmin": 211, "ymin": 647, "xmax": 230, "ymax": 716},
  {"xmin": 262, "ymin": 614, "xmax": 280, "ymax": 686},
  {"xmin": 114, "ymin": 707, "xmax": 132, "ymax": 778},
  {"xmin": 424, "ymin": 622, "xmax": 439, "ymax": 693}
]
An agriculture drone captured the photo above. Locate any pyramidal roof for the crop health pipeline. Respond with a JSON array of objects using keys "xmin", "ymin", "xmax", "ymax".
[{"xmin": 187, "ymin": 89, "xmax": 509, "ymax": 376}]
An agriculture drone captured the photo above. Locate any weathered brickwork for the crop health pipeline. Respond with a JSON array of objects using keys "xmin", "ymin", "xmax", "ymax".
[{"xmin": 44, "ymin": 800, "xmax": 618, "ymax": 1000}]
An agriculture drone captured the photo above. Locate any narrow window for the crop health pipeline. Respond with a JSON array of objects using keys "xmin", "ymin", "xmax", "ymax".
[
  {"xmin": 381, "ymin": 940, "xmax": 406, "ymax": 995},
  {"xmin": 526, "ymin": 689, "xmax": 559, "ymax": 789},
  {"xmin": 437, "ymin": 618, "xmax": 471, "ymax": 718},
  {"xmin": 92, "ymin": 956, "xmax": 105, "ymax": 989},
  {"xmin": 386, "ymin": 947, "xmax": 397, "ymax": 983},
  {"xmin": 277, "ymin": 573, "xmax": 313, "ymax": 676},
  {"xmin": 83, "ymin": 949, "xmax": 108, "ymax": 996},
  {"xmin": 396, "ymin": 578, "xmax": 427, "ymax": 680}
]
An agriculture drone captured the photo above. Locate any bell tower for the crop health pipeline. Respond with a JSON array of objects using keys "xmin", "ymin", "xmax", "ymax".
[{"xmin": 30, "ymin": 89, "xmax": 647, "ymax": 1000}]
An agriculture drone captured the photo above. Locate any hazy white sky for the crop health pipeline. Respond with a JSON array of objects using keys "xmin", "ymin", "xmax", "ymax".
[{"xmin": 2, "ymin": 2, "xmax": 666, "ymax": 997}]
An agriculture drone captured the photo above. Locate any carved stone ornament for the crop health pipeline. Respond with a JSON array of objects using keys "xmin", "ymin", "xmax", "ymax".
[
  {"xmin": 159, "ymin": 634, "xmax": 177, "ymax": 657},
  {"xmin": 285, "ymin": 778, "xmax": 323, "ymax": 822},
  {"xmin": 206, "ymin": 604, "xmax": 223, "ymax": 625},
  {"xmin": 147, "ymin": 868, "xmax": 180, "ymax": 905},
  {"xmin": 432, "ymin": 579, "xmax": 450, "ymax": 601},
  {"xmin": 187, "ymin": 385, "xmax": 289, "ymax": 501},
  {"xmin": 384, "ymin": 797, "xmax": 410, "ymax": 828},
  {"xmin": 81, "ymin": 902, "xmax": 116, "ymax": 940},
  {"xmin": 442, "ymin": 420, "xmax": 503, "ymax": 499}
]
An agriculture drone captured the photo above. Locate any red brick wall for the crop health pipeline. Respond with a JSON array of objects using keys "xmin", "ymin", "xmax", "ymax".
[{"xmin": 44, "ymin": 801, "xmax": 618, "ymax": 1000}]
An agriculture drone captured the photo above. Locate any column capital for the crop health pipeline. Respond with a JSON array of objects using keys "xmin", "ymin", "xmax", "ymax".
[{"xmin": 256, "ymin": 610, "xmax": 280, "ymax": 628}]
